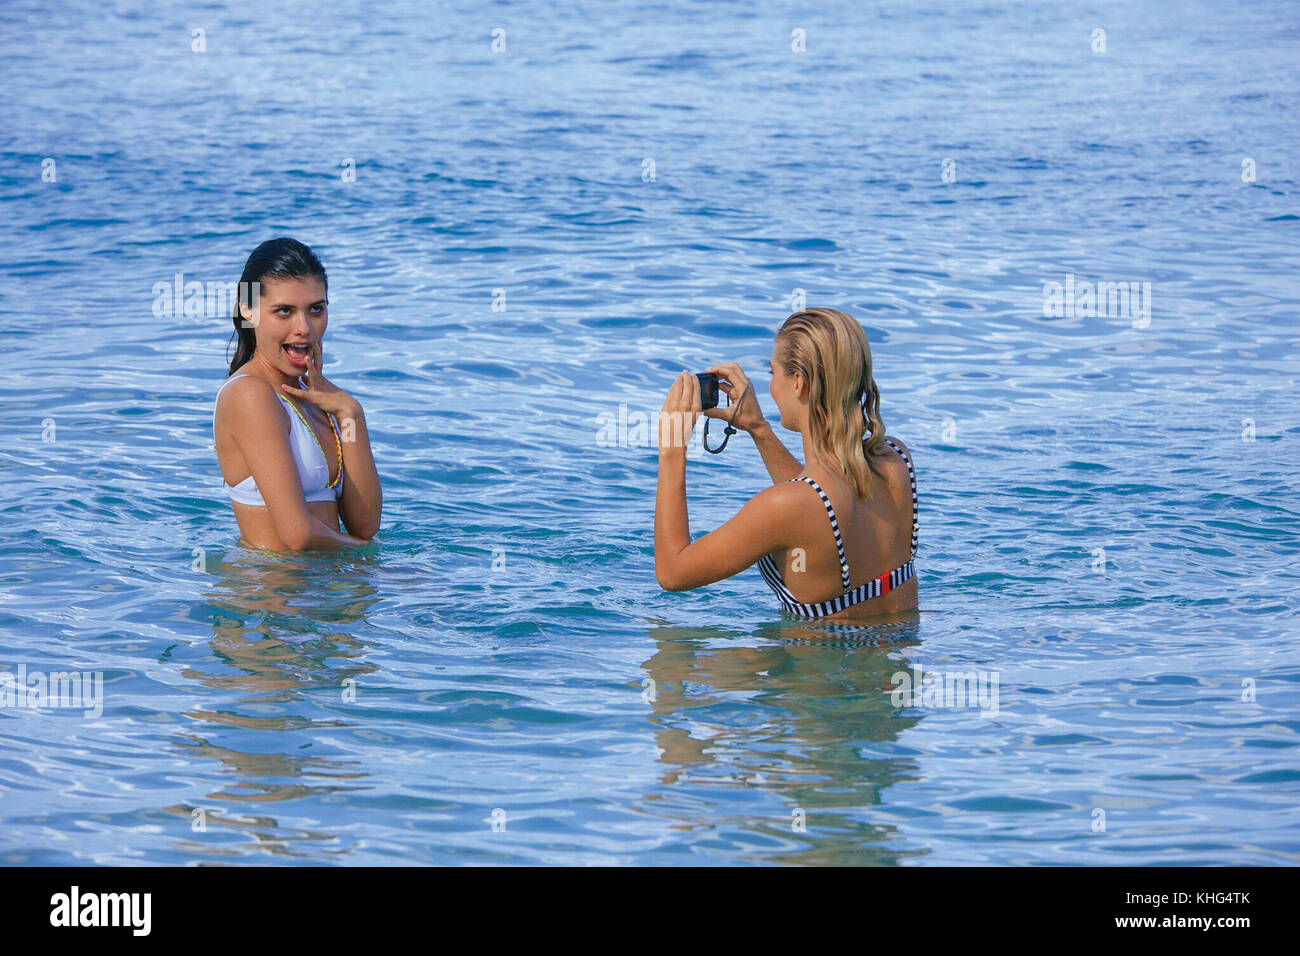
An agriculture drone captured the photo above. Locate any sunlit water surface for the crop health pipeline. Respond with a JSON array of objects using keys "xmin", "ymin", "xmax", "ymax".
[{"xmin": 1, "ymin": 0, "xmax": 1298, "ymax": 864}]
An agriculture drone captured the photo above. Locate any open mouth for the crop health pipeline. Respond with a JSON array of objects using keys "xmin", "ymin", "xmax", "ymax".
[{"xmin": 283, "ymin": 342, "xmax": 311, "ymax": 367}]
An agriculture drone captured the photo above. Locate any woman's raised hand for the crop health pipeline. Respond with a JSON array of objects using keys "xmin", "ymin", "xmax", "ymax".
[
  {"xmin": 658, "ymin": 370, "xmax": 702, "ymax": 450},
  {"xmin": 703, "ymin": 362, "xmax": 766, "ymax": 433},
  {"xmin": 280, "ymin": 342, "xmax": 359, "ymax": 418}
]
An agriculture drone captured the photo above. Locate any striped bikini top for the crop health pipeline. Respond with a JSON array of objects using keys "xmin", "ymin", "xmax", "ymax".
[{"xmin": 757, "ymin": 438, "xmax": 918, "ymax": 619}]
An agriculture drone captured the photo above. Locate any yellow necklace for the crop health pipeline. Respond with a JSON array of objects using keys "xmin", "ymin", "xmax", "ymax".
[{"xmin": 277, "ymin": 385, "xmax": 343, "ymax": 488}]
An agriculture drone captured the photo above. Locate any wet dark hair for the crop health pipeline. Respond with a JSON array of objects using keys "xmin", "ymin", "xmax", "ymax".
[{"xmin": 227, "ymin": 237, "xmax": 328, "ymax": 376}]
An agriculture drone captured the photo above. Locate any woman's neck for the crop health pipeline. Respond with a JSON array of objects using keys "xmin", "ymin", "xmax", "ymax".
[
  {"xmin": 799, "ymin": 432, "xmax": 881, "ymax": 486},
  {"xmin": 239, "ymin": 352, "xmax": 301, "ymax": 391},
  {"xmin": 800, "ymin": 429, "xmax": 817, "ymax": 471}
]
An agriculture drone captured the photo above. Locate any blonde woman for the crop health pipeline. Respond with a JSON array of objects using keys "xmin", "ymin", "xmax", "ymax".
[{"xmin": 654, "ymin": 308, "xmax": 918, "ymax": 620}]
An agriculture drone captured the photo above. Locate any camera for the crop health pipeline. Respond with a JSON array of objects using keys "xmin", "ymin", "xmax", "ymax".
[{"xmin": 696, "ymin": 372, "xmax": 719, "ymax": 410}]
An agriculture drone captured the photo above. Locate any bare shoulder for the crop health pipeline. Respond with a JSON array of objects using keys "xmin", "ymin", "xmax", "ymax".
[
  {"xmin": 744, "ymin": 479, "xmax": 823, "ymax": 527},
  {"xmin": 217, "ymin": 375, "xmax": 287, "ymax": 433},
  {"xmin": 883, "ymin": 434, "xmax": 914, "ymax": 463},
  {"xmin": 736, "ymin": 479, "xmax": 825, "ymax": 551},
  {"xmin": 219, "ymin": 375, "xmax": 277, "ymax": 413},
  {"xmin": 747, "ymin": 479, "xmax": 809, "ymax": 514}
]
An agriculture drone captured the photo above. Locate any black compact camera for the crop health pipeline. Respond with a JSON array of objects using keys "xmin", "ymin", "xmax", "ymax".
[{"xmin": 696, "ymin": 372, "xmax": 720, "ymax": 410}]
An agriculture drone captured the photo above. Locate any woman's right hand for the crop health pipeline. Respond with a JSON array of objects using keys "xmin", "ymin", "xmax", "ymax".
[{"xmin": 703, "ymin": 362, "xmax": 767, "ymax": 433}]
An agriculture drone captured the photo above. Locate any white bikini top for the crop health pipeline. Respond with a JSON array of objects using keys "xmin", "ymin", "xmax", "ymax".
[{"xmin": 213, "ymin": 373, "xmax": 344, "ymax": 507}]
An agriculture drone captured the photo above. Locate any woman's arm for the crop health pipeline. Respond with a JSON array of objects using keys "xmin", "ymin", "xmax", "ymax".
[
  {"xmin": 654, "ymin": 370, "xmax": 801, "ymax": 591},
  {"xmin": 704, "ymin": 362, "xmax": 802, "ymax": 483},
  {"xmin": 225, "ymin": 377, "xmax": 370, "ymax": 551},
  {"xmin": 748, "ymin": 422, "xmax": 803, "ymax": 484},
  {"xmin": 655, "ymin": 455, "xmax": 801, "ymax": 590},
  {"xmin": 332, "ymin": 398, "xmax": 382, "ymax": 539}
]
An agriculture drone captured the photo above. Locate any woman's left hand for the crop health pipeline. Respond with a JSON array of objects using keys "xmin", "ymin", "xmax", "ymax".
[
  {"xmin": 658, "ymin": 370, "xmax": 701, "ymax": 452},
  {"xmin": 280, "ymin": 342, "xmax": 358, "ymax": 418}
]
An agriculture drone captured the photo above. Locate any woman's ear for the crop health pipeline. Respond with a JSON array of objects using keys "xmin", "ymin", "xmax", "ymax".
[{"xmin": 238, "ymin": 302, "xmax": 256, "ymax": 327}]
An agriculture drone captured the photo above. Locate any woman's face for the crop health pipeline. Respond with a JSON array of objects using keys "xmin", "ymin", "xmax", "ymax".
[
  {"xmin": 240, "ymin": 274, "xmax": 328, "ymax": 377},
  {"xmin": 769, "ymin": 339, "xmax": 805, "ymax": 431}
]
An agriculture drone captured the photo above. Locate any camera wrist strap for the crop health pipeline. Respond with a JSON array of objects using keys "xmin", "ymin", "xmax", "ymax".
[{"xmin": 703, "ymin": 381, "xmax": 752, "ymax": 454}]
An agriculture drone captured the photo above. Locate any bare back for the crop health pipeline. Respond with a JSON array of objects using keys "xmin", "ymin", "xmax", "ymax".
[{"xmin": 769, "ymin": 436, "xmax": 918, "ymax": 620}]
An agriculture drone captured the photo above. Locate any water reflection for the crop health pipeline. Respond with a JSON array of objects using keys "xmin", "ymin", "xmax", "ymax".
[
  {"xmin": 192, "ymin": 545, "xmax": 381, "ymax": 696},
  {"xmin": 641, "ymin": 613, "xmax": 927, "ymax": 864},
  {"xmin": 163, "ymin": 546, "xmax": 383, "ymax": 856},
  {"xmin": 202, "ymin": 545, "xmax": 383, "ymax": 632}
]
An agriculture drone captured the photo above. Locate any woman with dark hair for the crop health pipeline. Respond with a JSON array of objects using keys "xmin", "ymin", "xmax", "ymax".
[
  {"xmin": 213, "ymin": 238, "xmax": 381, "ymax": 551},
  {"xmin": 654, "ymin": 308, "xmax": 918, "ymax": 620}
]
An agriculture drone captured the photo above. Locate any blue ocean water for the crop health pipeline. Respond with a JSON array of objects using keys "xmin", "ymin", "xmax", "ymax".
[{"xmin": 1, "ymin": 0, "xmax": 1298, "ymax": 865}]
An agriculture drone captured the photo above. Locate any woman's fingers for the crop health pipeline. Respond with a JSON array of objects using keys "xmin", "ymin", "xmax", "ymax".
[
  {"xmin": 707, "ymin": 361, "xmax": 745, "ymax": 380},
  {"xmin": 664, "ymin": 371, "xmax": 682, "ymax": 408},
  {"xmin": 283, "ymin": 382, "xmax": 319, "ymax": 405},
  {"xmin": 666, "ymin": 369, "xmax": 708, "ymax": 411},
  {"xmin": 707, "ymin": 362, "xmax": 747, "ymax": 383}
]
